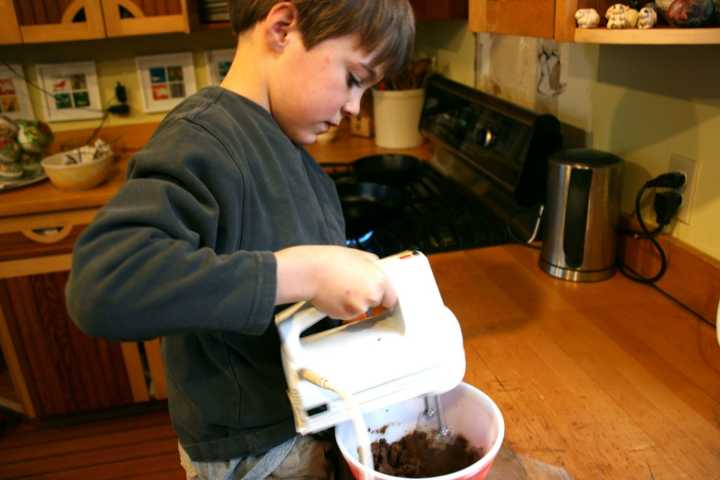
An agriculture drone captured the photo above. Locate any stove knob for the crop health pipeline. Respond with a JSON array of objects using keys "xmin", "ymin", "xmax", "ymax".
[{"xmin": 475, "ymin": 127, "xmax": 495, "ymax": 148}]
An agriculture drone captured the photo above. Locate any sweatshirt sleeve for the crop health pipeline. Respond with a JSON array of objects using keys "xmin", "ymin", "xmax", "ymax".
[{"xmin": 66, "ymin": 119, "xmax": 277, "ymax": 341}]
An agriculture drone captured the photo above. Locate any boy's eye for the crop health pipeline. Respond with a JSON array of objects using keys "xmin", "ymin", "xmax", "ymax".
[{"xmin": 347, "ymin": 73, "xmax": 361, "ymax": 88}]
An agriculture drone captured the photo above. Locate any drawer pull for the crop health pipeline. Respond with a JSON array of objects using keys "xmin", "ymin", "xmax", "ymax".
[{"xmin": 21, "ymin": 225, "xmax": 73, "ymax": 244}]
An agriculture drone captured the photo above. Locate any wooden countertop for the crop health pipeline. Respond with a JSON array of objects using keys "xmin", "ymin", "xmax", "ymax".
[
  {"xmin": 429, "ymin": 246, "xmax": 720, "ymax": 479},
  {"xmin": 0, "ymin": 125, "xmax": 431, "ymax": 219}
]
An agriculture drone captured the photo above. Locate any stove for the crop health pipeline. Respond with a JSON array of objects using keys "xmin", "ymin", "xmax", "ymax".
[{"xmin": 328, "ymin": 75, "xmax": 563, "ymax": 258}]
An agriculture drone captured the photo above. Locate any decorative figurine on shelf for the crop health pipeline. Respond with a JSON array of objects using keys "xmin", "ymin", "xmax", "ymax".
[
  {"xmin": 575, "ymin": 8, "xmax": 601, "ymax": 28},
  {"xmin": 0, "ymin": 118, "xmax": 53, "ymax": 181},
  {"xmin": 606, "ymin": 3, "xmax": 640, "ymax": 28},
  {"xmin": 638, "ymin": 3, "xmax": 659, "ymax": 28},
  {"xmin": 665, "ymin": 0, "xmax": 715, "ymax": 27},
  {"xmin": 0, "ymin": 135, "xmax": 24, "ymax": 180},
  {"xmin": 655, "ymin": 0, "xmax": 674, "ymax": 17}
]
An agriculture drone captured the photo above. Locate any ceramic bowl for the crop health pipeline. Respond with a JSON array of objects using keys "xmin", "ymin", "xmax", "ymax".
[
  {"xmin": 335, "ymin": 382, "xmax": 505, "ymax": 480},
  {"xmin": 41, "ymin": 149, "xmax": 113, "ymax": 191}
]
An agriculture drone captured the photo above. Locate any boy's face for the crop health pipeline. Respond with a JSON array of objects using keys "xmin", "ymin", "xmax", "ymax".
[{"xmin": 268, "ymin": 33, "xmax": 381, "ymax": 145}]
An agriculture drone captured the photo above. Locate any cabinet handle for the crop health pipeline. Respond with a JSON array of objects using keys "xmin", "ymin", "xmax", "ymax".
[{"xmin": 21, "ymin": 225, "xmax": 74, "ymax": 244}]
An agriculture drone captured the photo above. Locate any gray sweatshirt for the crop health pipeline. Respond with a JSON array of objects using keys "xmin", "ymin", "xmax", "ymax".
[{"xmin": 66, "ymin": 87, "xmax": 345, "ymax": 461}]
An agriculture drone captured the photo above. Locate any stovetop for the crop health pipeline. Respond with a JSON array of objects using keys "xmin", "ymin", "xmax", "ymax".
[
  {"xmin": 329, "ymin": 75, "xmax": 562, "ymax": 258},
  {"xmin": 330, "ymin": 163, "xmax": 512, "ymax": 257}
]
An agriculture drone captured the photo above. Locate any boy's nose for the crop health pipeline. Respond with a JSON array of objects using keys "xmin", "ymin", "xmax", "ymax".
[{"xmin": 342, "ymin": 92, "xmax": 362, "ymax": 117}]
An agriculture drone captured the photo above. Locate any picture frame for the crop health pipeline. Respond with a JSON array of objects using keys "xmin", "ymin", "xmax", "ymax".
[
  {"xmin": 0, "ymin": 64, "xmax": 35, "ymax": 121},
  {"xmin": 205, "ymin": 49, "xmax": 234, "ymax": 85},
  {"xmin": 36, "ymin": 61, "xmax": 103, "ymax": 122},
  {"xmin": 136, "ymin": 53, "xmax": 197, "ymax": 113}
]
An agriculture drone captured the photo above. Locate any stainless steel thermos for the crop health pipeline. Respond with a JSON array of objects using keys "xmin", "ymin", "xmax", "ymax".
[{"xmin": 540, "ymin": 149, "xmax": 623, "ymax": 282}]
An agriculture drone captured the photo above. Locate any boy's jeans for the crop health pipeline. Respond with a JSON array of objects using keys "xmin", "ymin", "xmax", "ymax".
[{"xmin": 179, "ymin": 435, "xmax": 335, "ymax": 480}]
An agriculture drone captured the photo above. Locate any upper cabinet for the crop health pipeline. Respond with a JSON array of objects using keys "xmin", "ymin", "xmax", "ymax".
[
  {"xmin": 0, "ymin": 0, "xmax": 196, "ymax": 45},
  {"xmin": 3, "ymin": 0, "xmax": 106, "ymax": 44},
  {"xmin": 470, "ymin": 0, "xmax": 720, "ymax": 44},
  {"xmin": 469, "ymin": 0, "xmax": 556, "ymax": 39},
  {"xmin": 101, "ymin": 0, "xmax": 195, "ymax": 37},
  {"xmin": 412, "ymin": 0, "xmax": 468, "ymax": 21},
  {"xmin": 0, "ymin": 0, "xmax": 22, "ymax": 44}
]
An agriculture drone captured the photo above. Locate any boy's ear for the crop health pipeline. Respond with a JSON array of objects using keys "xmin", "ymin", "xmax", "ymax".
[{"xmin": 263, "ymin": 2, "xmax": 299, "ymax": 53}]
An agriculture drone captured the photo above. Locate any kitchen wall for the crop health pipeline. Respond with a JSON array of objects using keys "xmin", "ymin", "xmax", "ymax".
[
  {"xmin": 462, "ymin": 33, "xmax": 720, "ymax": 262},
  {"xmin": 0, "ymin": 29, "xmax": 236, "ymax": 132},
  {"xmin": 415, "ymin": 20, "xmax": 475, "ymax": 87},
  {"xmin": 0, "ymin": 20, "xmax": 474, "ymax": 133},
  {"xmin": 2, "ymin": 22, "xmax": 717, "ymax": 260}
]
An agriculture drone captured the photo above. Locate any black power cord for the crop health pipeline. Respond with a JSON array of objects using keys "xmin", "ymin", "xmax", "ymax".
[{"xmin": 618, "ymin": 171, "xmax": 686, "ymax": 284}]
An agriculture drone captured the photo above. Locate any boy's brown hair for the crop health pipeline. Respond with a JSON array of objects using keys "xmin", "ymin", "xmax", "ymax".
[{"xmin": 229, "ymin": 0, "xmax": 415, "ymax": 78}]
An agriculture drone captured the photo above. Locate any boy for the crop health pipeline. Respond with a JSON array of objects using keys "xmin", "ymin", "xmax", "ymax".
[{"xmin": 66, "ymin": 0, "xmax": 415, "ymax": 478}]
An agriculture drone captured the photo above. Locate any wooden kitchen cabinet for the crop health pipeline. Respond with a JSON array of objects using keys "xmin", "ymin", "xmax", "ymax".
[
  {"xmin": 469, "ymin": 0, "xmax": 556, "ymax": 39},
  {"xmin": 0, "ymin": 209, "xmax": 165, "ymax": 418},
  {"xmin": 1, "ymin": 0, "xmax": 196, "ymax": 45},
  {"xmin": 470, "ymin": 0, "xmax": 720, "ymax": 44},
  {"xmin": 101, "ymin": 0, "xmax": 197, "ymax": 37},
  {"xmin": 8, "ymin": 0, "xmax": 106, "ymax": 44},
  {"xmin": 0, "ymin": 0, "xmax": 23, "ymax": 45},
  {"xmin": 411, "ymin": 0, "xmax": 468, "ymax": 21}
]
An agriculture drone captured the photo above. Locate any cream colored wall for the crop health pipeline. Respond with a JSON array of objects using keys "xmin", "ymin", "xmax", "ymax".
[
  {"xmin": 0, "ymin": 30, "xmax": 236, "ymax": 132},
  {"xmin": 459, "ymin": 28, "xmax": 720, "ymax": 261},
  {"xmin": 415, "ymin": 20, "xmax": 476, "ymax": 87},
  {"xmin": 590, "ymin": 45, "xmax": 720, "ymax": 260}
]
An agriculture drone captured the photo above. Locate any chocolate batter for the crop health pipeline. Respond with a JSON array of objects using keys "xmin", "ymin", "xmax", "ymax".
[{"xmin": 371, "ymin": 429, "xmax": 484, "ymax": 477}]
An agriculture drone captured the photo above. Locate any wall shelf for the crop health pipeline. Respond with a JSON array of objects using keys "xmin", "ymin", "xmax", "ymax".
[{"xmin": 573, "ymin": 27, "xmax": 720, "ymax": 45}]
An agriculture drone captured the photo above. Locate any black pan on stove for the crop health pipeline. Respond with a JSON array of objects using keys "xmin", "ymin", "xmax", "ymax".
[
  {"xmin": 353, "ymin": 154, "xmax": 421, "ymax": 186},
  {"xmin": 335, "ymin": 179, "xmax": 404, "ymax": 238}
]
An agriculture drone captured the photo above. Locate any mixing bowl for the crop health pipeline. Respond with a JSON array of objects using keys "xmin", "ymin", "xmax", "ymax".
[{"xmin": 335, "ymin": 382, "xmax": 504, "ymax": 480}]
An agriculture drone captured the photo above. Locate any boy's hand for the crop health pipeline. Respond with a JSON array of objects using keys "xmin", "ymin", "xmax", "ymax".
[{"xmin": 275, "ymin": 245, "xmax": 397, "ymax": 320}]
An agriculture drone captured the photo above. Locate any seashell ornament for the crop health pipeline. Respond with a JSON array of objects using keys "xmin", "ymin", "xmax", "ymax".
[
  {"xmin": 638, "ymin": 4, "xmax": 659, "ymax": 28},
  {"xmin": 575, "ymin": 8, "xmax": 601, "ymax": 28},
  {"xmin": 666, "ymin": 0, "xmax": 715, "ymax": 27},
  {"xmin": 606, "ymin": 4, "xmax": 640, "ymax": 28}
]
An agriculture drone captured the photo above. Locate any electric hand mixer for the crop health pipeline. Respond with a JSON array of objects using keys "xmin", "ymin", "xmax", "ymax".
[{"xmin": 275, "ymin": 251, "xmax": 466, "ymax": 472}]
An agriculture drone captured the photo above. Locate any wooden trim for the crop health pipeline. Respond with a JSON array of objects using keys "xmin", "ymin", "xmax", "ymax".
[
  {"xmin": 105, "ymin": 14, "xmax": 189, "ymax": 36},
  {"xmin": 116, "ymin": 0, "xmax": 145, "ymax": 18},
  {"xmin": 103, "ymin": 0, "xmax": 190, "ymax": 37},
  {"xmin": 20, "ymin": 0, "xmax": 106, "ymax": 43},
  {"xmin": 468, "ymin": 0, "xmax": 486, "ymax": 33},
  {"xmin": 0, "ymin": 395, "xmax": 23, "ymax": 413},
  {"xmin": 0, "ymin": 304, "xmax": 36, "ymax": 417},
  {"xmin": 619, "ymin": 233, "xmax": 720, "ymax": 326},
  {"xmin": 575, "ymin": 27, "xmax": 720, "ymax": 45},
  {"xmin": 144, "ymin": 339, "xmax": 167, "ymax": 399},
  {"xmin": 0, "ymin": 209, "xmax": 97, "ymax": 235},
  {"xmin": 0, "ymin": 0, "xmax": 22, "ymax": 44},
  {"xmin": 60, "ymin": 0, "xmax": 88, "ymax": 23},
  {"xmin": 554, "ymin": 0, "xmax": 576, "ymax": 42},
  {"xmin": 21, "ymin": 225, "xmax": 74, "ymax": 244},
  {"xmin": 120, "ymin": 342, "xmax": 150, "ymax": 402},
  {"xmin": 0, "ymin": 254, "xmax": 72, "ymax": 279}
]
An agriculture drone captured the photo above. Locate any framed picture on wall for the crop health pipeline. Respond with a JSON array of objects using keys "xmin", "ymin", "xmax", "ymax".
[
  {"xmin": 0, "ymin": 64, "xmax": 35, "ymax": 121},
  {"xmin": 205, "ymin": 49, "xmax": 234, "ymax": 85},
  {"xmin": 136, "ymin": 53, "xmax": 197, "ymax": 113},
  {"xmin": 36, "ymin": 61, "xmax": 103, "ymax": 122}
]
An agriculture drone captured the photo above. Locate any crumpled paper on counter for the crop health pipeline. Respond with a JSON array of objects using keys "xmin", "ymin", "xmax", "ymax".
[{"xmin": 488, "ymin": 446, "xmax": 573, "ymax": 480}]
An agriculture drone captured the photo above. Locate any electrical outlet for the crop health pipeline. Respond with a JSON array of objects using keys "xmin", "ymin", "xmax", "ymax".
[{"xmin": 669, "ymin": 153, "xmax": 700, "ymax": 224}]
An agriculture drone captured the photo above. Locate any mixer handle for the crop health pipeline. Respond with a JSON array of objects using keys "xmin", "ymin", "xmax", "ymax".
[{"xmin": 275, "ymin": 301, "xmax": 328, "ymax": 342}]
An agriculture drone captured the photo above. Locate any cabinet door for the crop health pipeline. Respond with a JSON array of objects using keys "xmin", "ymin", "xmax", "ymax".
[
  {"xmin": 102, "ymin": 0, "xmax": 196, "ymax": 37},
  {"xmin": 0, "ymin": 271, "xmax": 135, "ymax": 417},
  {"xmin": 13, "ymin": 0, "xmax": 106, "ymax": 44},
  {"xmin": 469, "ymin": 0, "xmax": 556, "ymax": 39},
  {"xmin": 0, "ymin": 0, "xmax": 22, "ymax": 44},
  {"xmin": 411, "ymin": 0, "xmax": 468, "ymax": 21}
]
